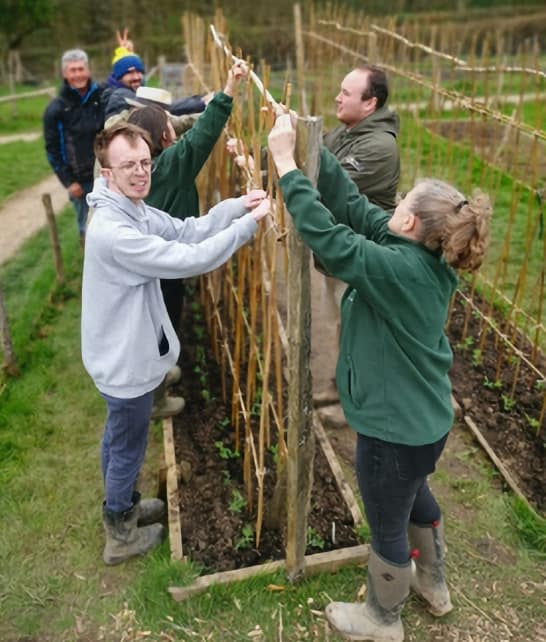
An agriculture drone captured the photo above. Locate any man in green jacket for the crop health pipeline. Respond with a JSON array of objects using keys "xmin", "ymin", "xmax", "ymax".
[{"xmin": 127, "ymin": 61, "xmax": 248, "ymax": 417}]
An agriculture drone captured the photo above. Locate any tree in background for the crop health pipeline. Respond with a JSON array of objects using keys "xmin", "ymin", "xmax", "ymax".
[{"xmin": 0, "ymin": 0, "xmax": 54, "ymax": 84}]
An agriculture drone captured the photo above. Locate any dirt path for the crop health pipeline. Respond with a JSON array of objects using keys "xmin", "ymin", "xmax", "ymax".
[
  {"xmin": 0, "ymin": 131, "xmax": 41, "ymax": 144},
  {"xmin": 0, "ymin": 173, "xmax": 68, "ymax": 267}
]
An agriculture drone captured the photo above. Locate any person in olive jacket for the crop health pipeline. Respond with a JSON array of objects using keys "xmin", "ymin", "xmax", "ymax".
[
  {"xmin": 268, "ymin": 113, "xmax": 491, "ymax": 642},
  {"xmin": 324, "ymin": 64, "xmax": 400, "ymax": 213},
  {"xmin": 44, "ymin": 49, "xmax": 106, "ymax": 246}
]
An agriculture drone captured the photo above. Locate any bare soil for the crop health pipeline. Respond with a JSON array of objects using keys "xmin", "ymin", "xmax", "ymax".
[
  {"xmin": 171, "ymin": 295, "xmax": 358, "ymax": 572},
  {"xmin": 447, "ymin": 290, "xmax": 545, "ymax": 513}
]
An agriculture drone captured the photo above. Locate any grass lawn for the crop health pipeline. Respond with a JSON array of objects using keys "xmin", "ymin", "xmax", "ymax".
[
  {"xmin": 0, "ymin": 85, "xmax": 52, "ymax": 136},
  {"xmin": 0, "ymin": 207, "xmax": 544, "ymax": 641},
  {"xmin": 0, "ymin": 138, "xmax": 51, "ymax": 205}
]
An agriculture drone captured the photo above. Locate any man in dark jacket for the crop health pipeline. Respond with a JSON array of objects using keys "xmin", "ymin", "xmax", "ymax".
[
  {"xmin": 43, "ymin": 49, "xmax": 106, "ymax": 246},
  {"xmin": 324, "ymin": 64, "xmax": 400, "ymax": 212}
]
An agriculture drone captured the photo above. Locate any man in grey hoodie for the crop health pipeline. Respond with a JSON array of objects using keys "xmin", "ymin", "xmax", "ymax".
[{"xmin": 82, "ymin": 123, "xmax": 269, "ymax": 565}]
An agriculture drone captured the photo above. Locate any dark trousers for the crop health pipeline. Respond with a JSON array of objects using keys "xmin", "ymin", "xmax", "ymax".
[
  {"xmin": 160, "ymin": 278, "xmax": 185, "ymax": 335},
  {"xmin": 100, "ymin": 391, "xmax": 153, "ymax": 513},
  {"xmin": 68, "ymin": 179, "xmax": 93, "ymax": 237},
  {"xmin": 355, "ymin": 433, "xmax": 443, "ymax": 564}
]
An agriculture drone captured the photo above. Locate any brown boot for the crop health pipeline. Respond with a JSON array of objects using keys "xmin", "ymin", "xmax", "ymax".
[
  {"xmin": 102, "ymin": 504, "xmax": 164, "ymax": 566},
  {"xmin": 408, "ymin": 519, "xmax": 453, "ymax": 616},
  {"xmin": 325, "ymin": 548, "xmax": 410, "ymax": 641}
]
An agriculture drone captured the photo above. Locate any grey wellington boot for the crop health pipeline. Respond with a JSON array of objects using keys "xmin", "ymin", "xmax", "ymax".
[
  {"xmin": 325, "ymin": 548, "xmax": 411, "ymax": 641},
  {"xmin": 164, "ymin": 365, "xmax": 182, "ymax": 387},
  {"xmin": 151, "ymin": 374, "xmax": 185, "ymax": 420},
  {"xmin": 132, "ymin": 491, "xmax": 166, "ymax": 526},
  {"xmin": 408, "ymin": 519, "xmax": 453, "ymax": 617},
  {"xmin": 102, "ymin": 504, "xmax": 165, "ymax": 566}
]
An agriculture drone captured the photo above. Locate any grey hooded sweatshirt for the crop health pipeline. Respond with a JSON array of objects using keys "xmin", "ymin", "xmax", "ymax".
[{"xmin": 82, "ymin": 177, "xmax": 257, "ymax": 398}]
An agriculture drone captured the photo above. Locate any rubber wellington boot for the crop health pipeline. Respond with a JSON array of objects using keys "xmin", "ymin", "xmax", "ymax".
[
  {"xmin": 102, "ymin": 504, "xmax": 164, "ymax": 566},
  {"xmin": 164, "ymin": 365, "xmax": 182, "ymax": 388},
  {"xmin": 151, "ymin": 375, "xmax": 185, "ymax": 420},
  {"xmin": 408, "ymin": 519, "xmax": 453, "ymax": 616},
  {"xmin": 325, "ymin": 548, "xmax": 411, "ymax": 641},
  {"xmin": 132, "ymin": 491, "xmax": 166, "ymax": 526},
  {"xmin": 151, "ymin": 395, "xmax": 185, "ymax": 419}
]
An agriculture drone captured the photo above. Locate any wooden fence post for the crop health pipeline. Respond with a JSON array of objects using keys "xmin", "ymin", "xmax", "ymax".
[
  {"xmin": 42, "ymin": 194, "xmax": 65, "ymax": 286},
  {"xmin": 0, "ymin": 283, "xmax": 19, "ymax": 377},
  {"xmin": 294, "ymin": 3, "xmax": 309, "ymax": 117},
  {"xmin": 285, "ymin": 114, "xmax": 322, "ymax": 581}
]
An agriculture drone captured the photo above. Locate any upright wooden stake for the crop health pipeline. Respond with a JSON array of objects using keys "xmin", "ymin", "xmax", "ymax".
[
  {"xmin": 0, "ymin": 283, "xmax": 19, "ymax": 377},
  {"xmin": 294, "ymin": 3, "xmax": 309, "ymax": 117},
  {"xmin": 285, "ymin": 115, "xmax": 322, "ymax": 582},
  {"xmin": 42, "ymin": 193, "xmax": 65, "ymax": 286}
]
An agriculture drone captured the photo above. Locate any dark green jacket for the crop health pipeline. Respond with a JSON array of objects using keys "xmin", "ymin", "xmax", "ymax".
[
  {"xmin": 279, "ymin": 148, "xmax": 457, "ymax": 446},
  {"xmin": 145, "ymin": 92, "xmax": 232, "ymax": 218},
  {"xmin": 323, "ymin": 105, "xmax": 400, "ymax": 212}
]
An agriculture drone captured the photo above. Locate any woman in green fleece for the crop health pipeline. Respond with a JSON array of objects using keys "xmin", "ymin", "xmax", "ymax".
[
  {"xmin": 268, "ymin": 114, "xmax": 491, "ymax": 642},
  {"xmin": 127, "ymin": 62, "xmax": 247, "ymax": 418}
]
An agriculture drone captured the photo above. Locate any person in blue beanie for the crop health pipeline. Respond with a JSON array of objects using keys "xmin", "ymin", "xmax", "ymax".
[
  {"xmin": 107, "ymin": 52, "xmax": 146, "ymax": 92},
  {"xmin": 103, "ymin": 32, "xmax": 206, "ymax": 123}
]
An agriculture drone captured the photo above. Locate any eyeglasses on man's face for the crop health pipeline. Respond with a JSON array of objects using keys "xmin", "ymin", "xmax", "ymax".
[{"xmin": 109, "ymin": 159, "xmax": 152, "ymax": 173}]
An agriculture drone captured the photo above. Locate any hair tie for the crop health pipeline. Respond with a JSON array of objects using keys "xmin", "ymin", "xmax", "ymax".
[{"xmin": 455, "ymin": 199, "xmax": 468, "ymax": 212}]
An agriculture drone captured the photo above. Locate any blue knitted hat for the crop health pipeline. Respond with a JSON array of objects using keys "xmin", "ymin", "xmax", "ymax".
[{"xmin": 112, "ymin": 54, "xmax": 145, "ymax": 79}]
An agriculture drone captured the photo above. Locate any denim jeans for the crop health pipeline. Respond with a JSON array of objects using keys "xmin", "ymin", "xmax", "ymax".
[
  {"xmin": 100, "ymin": 391, "xmax": 154, "ymax": 513},
  {"xmin": 68, "ymin": 180, "xmax": 93, "ymax": 237},
  {"xmin": 355, "ymin": 433, "xmax": 444, "ymax": 564}
]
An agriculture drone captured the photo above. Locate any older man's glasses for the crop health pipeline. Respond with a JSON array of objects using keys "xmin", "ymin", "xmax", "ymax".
[{"xmin": 109, "ymin": 159, "xmax": 152, "ymax": 173}]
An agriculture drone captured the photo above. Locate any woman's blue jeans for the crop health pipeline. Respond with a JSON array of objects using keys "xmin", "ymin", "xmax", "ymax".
[
  {"xmin": 355, "ymin": 433, "xmax": 443, "ymax": 564},
  {"xmin": 100, "ymin": 391, "xmax": 154, "ymax": 513}
]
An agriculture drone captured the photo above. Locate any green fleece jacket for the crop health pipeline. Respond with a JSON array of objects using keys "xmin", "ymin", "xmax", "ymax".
[
  {"xmin": 145, "ymin": 91, "xmax": 232, "ymax": 218},
  {"xmin": 323, "ymin": 105, "xmax": 400, "ymax": 212},
  {"xmin": 279, "ymin": 148, "xmax": 457, "ymax": 446}
]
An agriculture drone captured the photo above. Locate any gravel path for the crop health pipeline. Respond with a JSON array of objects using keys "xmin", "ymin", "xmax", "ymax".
[
  {"xmin": 0, "ymin": 173, "xmax": 68, "ymax": 267},
  {"xmin": 0, "ymin": 130, "xmax": 69, "ymax": 266},
  {"xmin": 0, "ymin": 131, "xmax": 41, "ymax": 144}
]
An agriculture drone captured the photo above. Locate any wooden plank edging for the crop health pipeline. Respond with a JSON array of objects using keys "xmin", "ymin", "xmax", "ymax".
[
  {"xmin": 312, "ymin": 411, "xmax": 365, "ymax": 527},
  {"xmin": 463, "ymin": 415, "xmax": 538, "ymax": 515},
  {"xmin": 168, "ymin": 544, "xmax": 369, "ymax": 602},
  {"xmin": 163, "ymin": 417, "xmax": 183, "ymax": 561}
]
